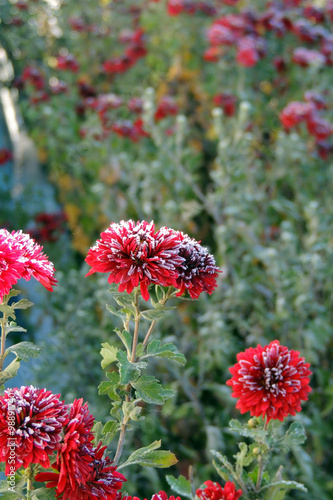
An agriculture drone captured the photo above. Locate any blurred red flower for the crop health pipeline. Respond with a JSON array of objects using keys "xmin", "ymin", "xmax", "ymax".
[{"xmin": 196, "ymin": 480, "xmax": 242, "ymax": 500}]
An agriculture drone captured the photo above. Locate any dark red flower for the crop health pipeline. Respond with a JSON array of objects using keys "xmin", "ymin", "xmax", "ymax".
[
  {"xmin": 0, "ymin": 148, "xmax": 13, "ymax": 165},
  {"xmin": 128, "ymin": 97, "xmax": 143, "ymax": 113},
  {"xmin": 0, "ymin": 386, "xmax": 68, "ymax": 474},
  {"xmin": 151, "ymin": 492, "xmax": 182, "ymax": 500},
  {"xmin": 292, "ymin": 47, "xmax": 326, "ymax": 68},
  {"xmin": 196, "ymin": 480, "xmax": 242, "ymax": 500},
  {"xmin": 226, "ymin": 340, "xmax": 312, "ymax": 422},
  {"xmin": 279, "ymin": 101, "xmax": 314, "ymax": 129},
  {"xmin": 236, "ymin": 37, "xmax": 259, "ymax": 67},
  {"xmin": 167, "ymin": 0, "xmax": 184, "ymax": 16},
  {"xmin": 37, "ymin": 442, "xmax": 126, "ymax": 500},
  {"xmin": 85, "ymin": 220, "xmax": 184, "ymax": 300},
  {"xmin": 306, "ymin": 116, "xmax": 332, "ymax": 140},
  {"xmin": 22, "ymin": 66, "xmax": 45, "ymax": 90},
  {"xmin": 56, "ymin": 53, "xmax": 79, "ymax": 72},
  {"xmin": 174, "ymin": 232, "xmax": 220, "ymax": 299},
  {"xmin": 213, "ymin": 93, "xmax": 237, "ymax": 117},
  {"xmin": 304, "ymin": 91, "xmax": 327, "ymax": 110},
  {"xmin": 155, "ymin": 96, "xmax": 178, "ymax": 121}
]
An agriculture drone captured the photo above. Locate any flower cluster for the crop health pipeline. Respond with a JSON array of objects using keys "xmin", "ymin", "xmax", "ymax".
[
  {"xmin": 85, "ymin": 220, "xmax": 220, "ymax": 301},
  {"xmin": 226, "ymin": 340, "xmax": 312, "ymax": 422},
  {"xmin": 36, "ymin": 398, "xmax": 126, "ymax": 499},
  {"xmin": 0, "ymin": 229, "xmax": 57, "ymax": 301},
  {"xmin": 0, "ymin": 389, "xmax": 126, "ymax": 499},
  {"xmin": 196, "ymin": 480, "xmax": 242, "ymax": 500},
  {"xmin": 0, "ymin": 386, "xmax": 68, "ymax": 474}
]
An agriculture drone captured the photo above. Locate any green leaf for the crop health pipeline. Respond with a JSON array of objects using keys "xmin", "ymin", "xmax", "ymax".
[
  {"xmin": 261, "ymin": 480, "xmax": 307, "ymax": 495},
  {"xmin": 115, "ymin": 329, "xmax": 132, "ymax": 355},
  {"xmin": 279, "ymin": 422, "xmax": 307, "ymax": 452},
  {"xmin": 141, "ymin": 306, "xmax": 175, "ymax": 321},
  {"xmin": 5, "ymin": 342, "xmax": 41, "ymax": 362},
  {"xmin": 0, "ymin": 359, "xmax": 20, "ymax": 385},
  {"xmin": 5, "ymin": 324, "xmax": 27, "ymax": 335},
  {"xmin": 235, "ymin": 442, "xmax": 253, "ymax": 475},
  {"xmin": 132, "ymin": 375, "xmax": 175, "ymax": 404},
  {"xmin": 5, "ymin": 289, "xmax": 21, "ymax": 300},
  {"xmin": 229, "ymin": 419, "xmax": 266, "ymax": 440},
  {"xmin": 92, "ymin": 421, "xmax": 103, "ymax": 445},
  {"xmin": 101, "ymin": 342, "xmax": 119, "ymax": 369},
  {"xmin": 0, "ymin": 305, "xmax": 16, "ymax": 320},
  {"xmin": 122, "ymin": 401, "xmax": 143, "ymax": 422},
  {"xmin": 211, "ymin": 449, "xmax": 234, "ymax": 481},
  {"xmin": 31, "ymin": 487, "xmax": 56, "ymax": 499},
  {"xmin": 118, "ymin": 440, "xmax": 178, "ymax": 469},
  {"xmin": 166, "ymin": 475, "xmax": 192, "ymax": 498},
  {"xmin": 106, "ymin": 304, "xmax": 128, "ymax": 321},
  {"xmin": 116, "ymin": 350, "xmax": 144, "ymax": 385},
  {"xmin": 12, "ymin": 299, "xmax": 34, "ymax": 310},
  {"xmin": 144, "ymin": 339, "xmax": 186, "ymax": 365},
  {"xmin": 102, "ymin": 420, "xmax": 119, "ymax": 444}
]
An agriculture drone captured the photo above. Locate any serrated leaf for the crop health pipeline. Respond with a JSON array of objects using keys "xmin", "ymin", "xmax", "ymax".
[
  {"xmin": 100, "ymin": 372, "xmax": 121, "ymax": 401},
  {"xmin": 235, "ymin": 442, "xmax": 253, "ymax": 475},
  {"xmin": 122, "ymin": 401, "xmax": 143, "ymax": 422},
  {"xmin": 119, "ymin": 440, "xmax": 178, "ymax": 469},
  {"xmin": 116, "ymin": 350, "xmax": 143, "ymax": 385},
  {"xmin": 5, "ymin": 342, "xmax": 41, "ymax": 362},
  {"xmin": 31, "ymin": 487, "xmax": 56, "ymax": 499},
  {"xmin": 144, "ymin": 339, "xmax": 186, "ymax": 365},
  {"xmin": 141, "ymin": 306, "xmax": 175, "ymax": 321},
  {"xmin": 101, "ymin": 342, "xmax": 119, "ymax": 369},
  {"xmin": 0, "ymin": 305, "xmax": 16, "ymax": 320},
  {"xmin": 132, "ymin": 375, "xmax": 175, "ymax": 404},
  {"xmin": 0, "ymin": 359, "xmax": 20, "ymax": 385},
  {"xmin": 102, "ymin": 420, "xmax": 119, "ymax": 444},
  {"xmin": 12, "ymin": 299, "xmax": 34, "ymax": 310},
  {"xmin": 261, "ymin": 480, "xmax": 307, "ymax": 494},
  {"xmin": 229, "ymin": 419, "xmax": 266, "ymax": 440},
  {"xmin": 5, "ymin": 289, "xmax": 21, "ymax": 300},
  {"xmin": 92, "ymin": 421, "xmax": 103, "ymax": 445},
  {"xmin": 106, "ymin": 304, "xmax": 128, "ymax": 321},
  {"xmin": 279, "ymin": 422, "xmax": 306, "ymax": 452},
  {"xmin": 211, "ymin": 449, "xmax": 234, "ymax": 471},
  {"xmin": 166, "ymin": 475, "xmax": 192, "ymax": 498},
  {"xmin": 110, "ymin": 401, "xmax": 122, "ymax": 422},
  {"xmin": 5, "ymin": 324, "xmax": 27, "ymax": 335},
  {"xmin": 115, "ymin": 328, "xmax": 132, "ymax": 353}
]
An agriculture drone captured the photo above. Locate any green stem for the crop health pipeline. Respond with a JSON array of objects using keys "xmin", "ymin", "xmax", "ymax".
[
  {"xmin": 114, "ymin": 289, "xmax": 141, "ymax": 464},
  {"xmin": 142, "ymin": 287, "xmax": 173, "ymax": 349},
  {"xmin": 131, "ymin": 289, "xmax": 141, "ymax": 363},
  {"xmin": 0, "ymin": 312, "xmax": 7, "ymax": 372},
  {"xmin": 255, "ymin": 416, "xmax": 268, "ymax": 492},
  {"xmin": 26, "ymin": 464, "xmax": 34, "ymax": 499}
]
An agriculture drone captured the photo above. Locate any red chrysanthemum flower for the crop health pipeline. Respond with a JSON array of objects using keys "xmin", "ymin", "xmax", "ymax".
[
  {"xmin": 279, "ymin": 101, "xmax": 314, "ymax": 129},
  {"xmin": 85, "ymin": 220, "xmax": 184, "ymax": 301},
  {"xmin": 54, "ymin": 398, "xmax": 95, "ymax": 492},
  {"xmin": 37, "ymin": 442, "xmax": 126, "ymax": 500},
  {"xmin": 196, "ymin": 480, "xmax": 242, "ymax": 500},
  {"xmin": 0, "ymin": 237, "xmax": 25, "ymax": 301},
  {"xmin": 174, "ymin": 232, "xmax": 220, "ymax": 299},
  {"xmin": 151, "ymin": 492, "xmax": 182, "ymax": 500},
  {"xmin": 0, "ymin": 386, "xmax": 68, "ymax": 474},
  {"xmin": 226, "ymin": 340, "xmax": 312, "ymax": 422},
  {"xmin": 0, "ymin": 229, "xmax": 57, "ymax": 299}
]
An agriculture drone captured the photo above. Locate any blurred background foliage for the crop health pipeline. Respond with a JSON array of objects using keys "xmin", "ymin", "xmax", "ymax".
[{"xmin": 1, "ymin": 0, "xmax": 333, "ymax": 497}]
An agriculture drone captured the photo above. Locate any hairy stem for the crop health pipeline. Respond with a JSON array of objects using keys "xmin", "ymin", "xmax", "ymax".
[
  {"xmin": 142, "ymin": 287, "xmax": 173, "ymax": 349},
  {"xmin": 0, "ymin": 312, "xmax": 7, "ymax": 372},
  {"xmin": 114, "ymin": 290, "xmax": 141, "ymax": 464}
]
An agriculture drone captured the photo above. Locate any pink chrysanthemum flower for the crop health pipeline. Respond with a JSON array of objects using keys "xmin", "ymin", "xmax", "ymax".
[
  {"xmin": 0, "ymin": 229, "xmax": 57, "ymax": 300},
  {"xmin": 196, "ymin": 480, "xmax": 242, "ymax": 500},
  {"xmin": 174, "ymin": 232, "xmax": 220, "ymax": 299},
  {"xmin": 226, "ymin": 340, "xmax": 312, "ymax": 422},
  {"xmin": 85, "ymin": 220, "xmax": 184, "ymax": 301},
  {"xmin": 37, "ymin": 442, "xmax": 126, "ymax": 500},
  {"xmin": 0, "ymin": 386, "xmax": 68, "ymax": 474}
]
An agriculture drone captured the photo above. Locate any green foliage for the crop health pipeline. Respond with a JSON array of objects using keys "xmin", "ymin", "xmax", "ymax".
[
  {"xmin": 119, "ymin": 440, "xmax": 178, "ymax": 469},
  {"xmin": 132, "ymin": 375, "xmax": 174, "ymax": 405},
  {"xmin": 166, "ymin": 475, "xmax": 193, "ymax": 499},
  {"xmin": 143, "ymin": 340, "xmax": 186, "ymax": 365}
]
